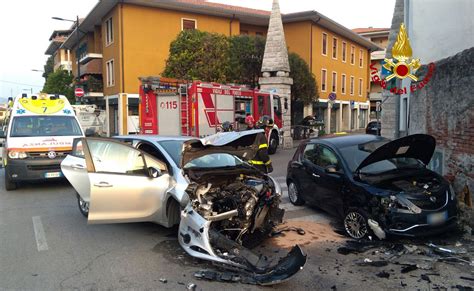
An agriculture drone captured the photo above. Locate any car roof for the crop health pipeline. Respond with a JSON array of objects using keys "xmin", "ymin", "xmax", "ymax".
[
  {"xmin": 309, "ymin": 134, "xmax": 388, "ymax": 149},
  {"xmin": 114, "ymin": 135, "xmax": 195, "ymax": 143}
]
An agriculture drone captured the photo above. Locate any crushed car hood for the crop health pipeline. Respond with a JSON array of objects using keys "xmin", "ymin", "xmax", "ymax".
[
  {"xmin": 180, "ymin": 129, "xmax": 264, "ymax": 168},
  {"xmin": 356, "ymin": 134, "xmax": 436, "ymax": 172}
]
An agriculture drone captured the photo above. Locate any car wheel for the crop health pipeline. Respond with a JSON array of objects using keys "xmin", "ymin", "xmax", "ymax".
[
  {"xmin": 4, "ymin": 167, "xmax": 17, "ymax": 191},
  {"xmin": 288, "ymin": 181, "xmax": 305, "ymax": 206},
  {"xmin": 268, "ymin": 132, "xmax": 278, "ymax": 154},
  {"xmin": 343, "ymin": 208, "xmax": 369, "ymax": 239},
  {"xmin": 77, "ymin": 193, "xmax": 89, "ymax": 218}
]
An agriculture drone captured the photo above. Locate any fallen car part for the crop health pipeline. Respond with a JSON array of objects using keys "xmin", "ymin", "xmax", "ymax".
[
  {"xmin": 376, "ymin": 271, "xmax": 390, "ymax": 278},
  {"xmin": 368, "ymin": 219, "xmax": 386, "ymax": 240},
  {"xmin": 186, "ymin": 283, "xmax": 197, "ymax": 291},
  {"xmin": 271, "ymin": 226, "xmax": 306, "ymax": 237},
  {"xmin": 194, "ymin": 245, "xmax": 307, "ymax": 285},
  {"xmin": 427, "ymin": 243, "xmax": 467, "ymax": 255},
  {"xmin": 356, "ymin": 259, "xmax": 388, "ymax": 267}
]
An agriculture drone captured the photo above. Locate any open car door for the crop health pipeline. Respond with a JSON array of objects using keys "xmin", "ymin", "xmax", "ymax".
[{"xmin": 75, "ymin": 137, "xmax": 171, "ymax": 224}]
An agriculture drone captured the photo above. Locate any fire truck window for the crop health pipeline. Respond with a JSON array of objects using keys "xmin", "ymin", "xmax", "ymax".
[
  {"xmin": 273, "ymin": 96, "xmax": 282, "ymax": 116},
  {"xmin": 258, "ymin": 96, "xmax": 265, "ymax": 116}
]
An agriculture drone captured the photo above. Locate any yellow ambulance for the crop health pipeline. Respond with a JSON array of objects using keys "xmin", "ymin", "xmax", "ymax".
[{"xmin": 2, "ymin": 93, "xmax": 84, "ymax": 190}]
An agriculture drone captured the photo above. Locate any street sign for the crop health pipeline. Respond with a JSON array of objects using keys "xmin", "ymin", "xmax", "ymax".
[
  {"xmin": 328, "ymin": 92, "xmax": 337, "ymax": 101},
  {"xmin": 75, "ymin": 87, "xmax": 85, "ymax": 98}
]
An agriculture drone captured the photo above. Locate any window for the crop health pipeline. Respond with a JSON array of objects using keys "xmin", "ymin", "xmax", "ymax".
[
  {"xmin": 342, "ymin": 42, "xmax": 347, "ymax": 62},
  {"xmin": 359, "ymin": 78, "xmax": 363, "ymax": 96},
  {"xmin": 322, "ymin": 33, "xmax": 327, "ymax": 56},
  {"xmin": 321, "ymin": 69, "xmax": 327, "ymax": 92},
  {"xmin": 359, "ymin": 49, "xmax": 364, "ymax": 67},
  {"xmin": 106, "ymin": 59, "xmax": 115, "ymax": 87},
  {"xmin": 88, "ymin": 140, "xmax": 146, "ymax": 175},
  {"xmin": 350, "ymin": 45, "xmax": 355, "ymax": 65},
  {"xmin": 341, "ymin": 74, "xmax": 346, "ymax": 95},
  {"xmin": 302, "ymin": 144, "xmax": 316, "ymax": 163},
  {"xmin": 314, "ymin": 145, "xmax": 340, "ymax": 169},
  {"xmin": 332, "ymin": 37, "xmax": 338, "ymax": 59},
  {"xmin": 105, "ymin": 17, "xmax": 113, "ymax": 46},
  {"xmin": 350, "ymin": 76, "xmax": 354, "ymax": 95},
  {"xmin": 332, "ymin": 72, "xmax": 337, "ymax": 93},
  {"xmin": 182, "ymin": 18, "xmax": 196, "ymax": 30},
  {"xmin": 10, "ymin": 116, "xmax": 82, "ymax": 137}
]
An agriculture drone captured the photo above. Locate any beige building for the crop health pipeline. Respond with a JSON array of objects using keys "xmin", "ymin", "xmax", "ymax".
[
  {"xmin": 45, "ymin": 29, "xmax": 73, "ymax": 72},
  {"xmin": 353, "ymin": 28, "xmax": 390, "ymax": 118}
]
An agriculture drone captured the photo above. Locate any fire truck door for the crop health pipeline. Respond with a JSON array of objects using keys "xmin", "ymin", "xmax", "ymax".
[{"xmin": 157, "ymin": 94, "xmax": 181, "ymax": 135}]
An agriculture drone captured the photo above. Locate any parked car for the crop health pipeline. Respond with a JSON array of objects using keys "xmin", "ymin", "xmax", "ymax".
[
  {"xmin": 366, "ymin": 121, "xmax": 381, "ymax": 135},
  {"xmin": 61, "ymin": 130, "xmax": 306, "ymax": 285},
  {"xmin": 286, "ymin": 134, "xmax": 457, "ymax": 239}
]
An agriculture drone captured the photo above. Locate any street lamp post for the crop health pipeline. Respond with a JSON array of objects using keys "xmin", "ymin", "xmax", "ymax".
[{"xmin": 52, "ymin": 16, "xmax": 81, "ymax": 100}]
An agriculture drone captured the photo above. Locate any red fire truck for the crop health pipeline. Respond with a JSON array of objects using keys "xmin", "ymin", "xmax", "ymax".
[{"xmin": 139, "ymin": 77, "xmax": 283, "ymax": 153}]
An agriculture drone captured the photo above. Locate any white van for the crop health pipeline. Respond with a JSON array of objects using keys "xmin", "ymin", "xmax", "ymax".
[{"xmin": 2, "ymin": 93, "xmax": 84, "ymax": 190}]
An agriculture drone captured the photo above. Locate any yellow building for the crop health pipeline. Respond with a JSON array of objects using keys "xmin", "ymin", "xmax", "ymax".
[{"xmin": 60, "ymin": 0, "xmax": 379, "ymax": 135}]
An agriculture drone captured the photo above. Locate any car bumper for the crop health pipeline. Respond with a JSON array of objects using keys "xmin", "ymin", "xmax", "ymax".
[
  {"xmin": 5, "ymin": 158, "xmax": 64, "ymax": 181},
  {"xmin": 385, "ymin": 203, "xmax": 458, "ymax": 237}
]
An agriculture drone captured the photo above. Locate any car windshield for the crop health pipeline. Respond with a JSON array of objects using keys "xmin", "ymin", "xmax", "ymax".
[
  {"xmin": 339, "ymin": 141, "xmax": 424, "ymax": 174},
  {"xmin": 183, "ymin": 153, "xmax": 243, "ymax": 169},
  {"xmin": 157, "ymin": 140, "xmax": 185, "ymax": 166},
  {"xmin": 10, "ymin": 116, "xmax": 82, "ymax": 137}
]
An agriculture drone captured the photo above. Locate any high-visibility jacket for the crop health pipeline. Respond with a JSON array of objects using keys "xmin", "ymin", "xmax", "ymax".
[{"xmin": 249, "ymin": 133, "xmax": 273, "ymax": 173}]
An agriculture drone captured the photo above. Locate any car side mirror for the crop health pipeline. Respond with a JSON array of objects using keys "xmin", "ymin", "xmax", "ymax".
[
  {"xmin": 147, "ymin": 166, "xmax": 162, "ymax": 178},
  {"xmin": 325, "ymin": 165, "xmax": 341, "ymax": 174}
]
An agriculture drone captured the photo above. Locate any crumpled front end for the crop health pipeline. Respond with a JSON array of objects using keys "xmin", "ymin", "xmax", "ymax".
[{"xmin": 178, "ymin": 172, "xmax": 306, "ymax": 285}]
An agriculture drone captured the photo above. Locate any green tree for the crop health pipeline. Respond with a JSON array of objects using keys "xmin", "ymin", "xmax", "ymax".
[
  {"xmin": 42, "ymin": 69, "xmax": 74, "ymax": 102},
  {"xmin": 163, "ymin": 30, "xmax": 230, "ymax": 82},
  {"xmin": 289, "ymin": 52, "xmax": 318, "ymax": 104},
  {"xmin": 227, "ymin": 35, "xmax": 265, "ymax": 88},
  {"xmin": 42, "ymin": 55, "xmax": 54, "ymax": 79}
]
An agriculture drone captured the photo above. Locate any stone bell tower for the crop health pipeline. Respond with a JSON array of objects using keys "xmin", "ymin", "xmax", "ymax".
[{"xmin": 259, "ymin": 0, "xmax": 293, "ymax": 148}]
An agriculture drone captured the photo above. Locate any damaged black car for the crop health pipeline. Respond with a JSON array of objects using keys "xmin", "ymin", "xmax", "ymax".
[{"xmin": 286, "ymin": 134, "xmax": 458, "ymax": 239}]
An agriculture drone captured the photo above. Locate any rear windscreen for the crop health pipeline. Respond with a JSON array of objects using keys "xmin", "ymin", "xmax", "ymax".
[{"xmin": 10, "ymin": 116, "xmax": 82, "ymax": 137}]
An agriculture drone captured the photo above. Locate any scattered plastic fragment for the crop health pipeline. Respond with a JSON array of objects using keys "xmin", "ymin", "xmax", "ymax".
[
  {"xmin": 186, "ymin": 283, "xmax": 197, "ymax": 291},
  {"xmin": 401, "ymin": 265, "xmax": 418, "ymax": 273},
  {"xmin": 376, "ymin": 271, "xmax": 390, "ymax": 278},
  {"xmin": 159, "ymin": 278, "xmax": 167, "ymax": 283}
]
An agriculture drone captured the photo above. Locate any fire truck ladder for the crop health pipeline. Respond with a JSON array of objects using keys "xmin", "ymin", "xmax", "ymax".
[{"xmin": 179, "ymin": 84, "xmax": 190, "ymax": 136}]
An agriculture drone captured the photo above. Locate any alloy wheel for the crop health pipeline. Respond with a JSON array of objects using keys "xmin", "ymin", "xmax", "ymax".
[
  {"xmin": 78, "ymin": 196, "xmax": 89, "ymax": 215},
  {"xmin": 344, "ymin": 211, "xmax": 368, "ymax": 239},
  {"xmin": 288, "ymin": 182, "xmax": 299, "ymax": 204}
]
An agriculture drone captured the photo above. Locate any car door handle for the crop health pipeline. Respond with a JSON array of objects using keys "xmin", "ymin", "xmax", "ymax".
[
  {"xmin": 93, "ymin": 182, "xmax": 113, "ymax": 188},
  {"xmin": 71, "ymin": 164, "xmax": 85, "ymax": 170},
  {"xmin": 312, "ymin": 173, "xmax": 320, "ymax": 178}
]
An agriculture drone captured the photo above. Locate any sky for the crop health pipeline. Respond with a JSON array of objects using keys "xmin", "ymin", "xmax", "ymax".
[{"xmin": 0, "ymin": 0, "xmax": 395, "ymax": 99}]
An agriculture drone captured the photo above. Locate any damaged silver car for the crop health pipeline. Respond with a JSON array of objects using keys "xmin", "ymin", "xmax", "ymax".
[{"xmin": 61, "ymin": 130, "xmax": 306, "ymax": 285}]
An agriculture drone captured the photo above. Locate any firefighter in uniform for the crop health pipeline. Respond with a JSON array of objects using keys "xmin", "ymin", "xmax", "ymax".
[{"xmin": 249, "ymin": 132, "xmax": 273, "ymax": 174}]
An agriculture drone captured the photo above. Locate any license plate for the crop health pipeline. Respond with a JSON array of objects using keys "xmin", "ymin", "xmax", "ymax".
[
  {"xmin": 44, "ymin": 172, "xmax": 61, "ymax": 178},
  {"xmin": 427, "ymin": 211, "xmax": 447, "ymax": 225}
]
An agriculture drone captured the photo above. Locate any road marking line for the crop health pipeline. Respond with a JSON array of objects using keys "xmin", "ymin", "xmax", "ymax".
[{"xmin": 32, "ymin": 216, "xmax": 49, "ymax": 252}]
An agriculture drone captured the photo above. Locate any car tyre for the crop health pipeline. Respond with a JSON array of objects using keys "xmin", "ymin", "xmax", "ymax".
[
  {"xmin": 77, "ymin": 193, "xmax": 89, "ymax": 218},
  {"xmin": 288, "ymin": 181, "xmax": 305, "ymax": 206},
  {"xmin": 268, "ymin": 132, "xmax": 278, "ymax": 155},
  {"xmin": 343, "ymin": 208, "xmax": 370, "ymax": 239},
  {"xmin": 4, "ymin": 167, "xmax": 17, "ymax": 191}
]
